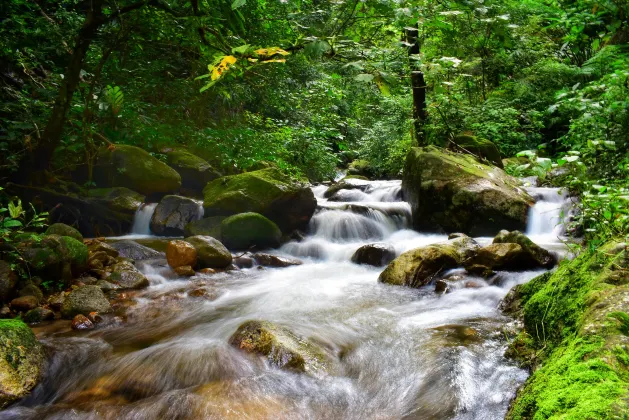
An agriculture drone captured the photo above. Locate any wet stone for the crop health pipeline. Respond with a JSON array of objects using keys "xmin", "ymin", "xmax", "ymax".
[
  {"xmin": 10, "ymin": 296, "xmax": 39, "ymax": 312},
  {"xmin": 72, "ymin": 314, "xmax": 94, "ymax": 330},
  {"xmin": 174, "ymin": 265, "xmax": 196, "ymax": 277}
]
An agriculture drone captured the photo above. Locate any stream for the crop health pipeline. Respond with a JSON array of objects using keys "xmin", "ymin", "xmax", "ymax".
[{"xmin": 1, "ymin": 179, "xmax": 569, "ymax": 420}]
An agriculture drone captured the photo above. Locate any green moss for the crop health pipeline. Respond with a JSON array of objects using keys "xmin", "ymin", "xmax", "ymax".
[
  {"xmin": 87, "ymin": 187, "xmax": 145, "ymax": 213},
  {"xmin": 220, "ymin": 212, "xmax": 282, "ymax": 250},
  {"xmin": 506, "ymin": 241, "xmax": 629, "ymax": 419},
  {"xmin": 60, "ymin": 236, "xmax": 88, "ymax": 266},
  {"xmin": 451, "ymin": 135, "xmax": 503, "ymax": 168},
  {"xmin": 45, "ymin": 223, "xmax": 83, "ymax": 242},
  {"xmin": 348, "ymin": 159, "xmax": 372, "ymax": 177}
]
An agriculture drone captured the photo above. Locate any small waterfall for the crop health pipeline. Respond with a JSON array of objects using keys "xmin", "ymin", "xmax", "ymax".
[
  {"xmin": 131, "ymin": 203, "xmax": 158, "ymax": 235},
  {"xmin": 526, "ymin": 187, "xmax": 570, "ymax": 239}
]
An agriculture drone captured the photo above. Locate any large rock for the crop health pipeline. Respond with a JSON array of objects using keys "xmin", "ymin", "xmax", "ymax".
[
  {"xmin": 464, "ymin": 243, "xmax": 532, "ymax": 274},
  {"xmin": 378, "ymin": 236, "xmax": 479, "ymax": 288},
  {"xmin": 185, "ymin": 236, "xmax": 232, "ymax": 269},
  {"xmin": 85, "ymin": 187, "xmax": 145, "ymax": 234},
  {"xmin": 0, "ymin": 261, "xmax": 17, "ymax": 303},
  {"xmin": 220, "ymin": 213, "xmax": 282, "ymax": 250},
  {"xmin": 108, "ymin": 240, "xmax": 164, "ymax": 260},
  {"xmin": 0, "ymin": 319, "xmax": 45, "ymax": 408},
  {"xmin": 493, "ymin": 230, "xmax": 556, "ymax": 268},
  {"xmin": 229, "ymin": 320, "xmax": 334, "ymax": 375},
  {"xmin": 402, "ymin": 146, "xmax": 533, "ymax": 236},
  {"xmin": 150, "ymin": 195, "xmax": 203, "ymax": 236},
  {"xmin": 17, "ymin": 235, "xmax": 88, "ymax": 286},
  {"xmin": 351, "ymin": 243, "xmax": 396, "ymax": 267},
  {"xmin": 203, "ymin": 168, "xmax": 316, "ymax": 232},
  {"xmin": 449, "ymin": 135, "xmax": 503, "ymax": 168},
  {"xmin": 166, "ymin": 151, "xmax": 222, "ymax": 192},
  {"xmin": 94, "ymin": 144, "xmax": 181, "ymax": 196},
  {"xmin": 45, "ymin": 223, "xmax": 83, "ymax": 242},
  {"xmin": 166, "ymin": 240, "xmax": 198, "ymax": 269},
  {"xmin": 61, "ymin": 285, "xmax": 112, "ymax": 318},
  {"xmin": 184, "ymin": 216, "xmax": 224, "ymax": 238},
  {"xmin": 106, "ymin": 260, "xmax": 150, "ymax": 289}
]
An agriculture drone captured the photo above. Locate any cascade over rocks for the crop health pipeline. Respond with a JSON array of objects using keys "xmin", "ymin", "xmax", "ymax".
[
  {"xmin": 402, "ymin": 146, "xmax": 533, "ymax": 236},
  {"xmin": 0, "ymin": 319, "xmax": 45, "ymax": 409},
  {"xmin": 351, "ymin": 243, "xmax": 396, "ymax": 267},
  {"xmin": 449, "ymin": 135, "xmax": 503, "ymax": 168},
  {"xmin": 379, "ymin": 235, "xmax": 480, "ymax": 288},
  {"xmin": 166, "ymin": 150, "xmax": 222, "ymax": 192},
  {"xmin": 203, "ymin": 168, "xmax": 316, "ymax": 233},
  {"xmin": 149, "ymin": 195, "xmax": 203, "ymax": 236},
  {"xmin": 253, "ymin": 253, "xmax": 303, "ymax": 268},
  {"xmin": 229, "ymin": 320, "xmax": 336, "ymax": 376},
  {"xmin": 94, "ymin": 144, "xmax": 181, "ymax": 196},
  {"xmin": 220, "ymin": 213, "xmax": 282, "ymax": 250},
  {"xmin": 185, "ymin": 236, "xmax": 232, "ymax": 269}
]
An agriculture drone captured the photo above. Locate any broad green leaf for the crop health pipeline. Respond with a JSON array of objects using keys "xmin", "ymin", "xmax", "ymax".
[
  {"xmin": 355, "ymin": 74, "xmax": 375, "ymax": 82},
  {"xmin": 231, "ymin": 0, "xmax": 246, "ymax": 10},
  {"xmin": 3, "ymin": 219, "xmax": 23, "ymax": 228}
]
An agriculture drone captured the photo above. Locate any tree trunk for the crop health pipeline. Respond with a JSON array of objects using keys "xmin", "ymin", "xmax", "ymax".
[
  {"xmin": 406, "ymin": 25, "xmax": 427, "ymax": 146},
  {"xmin": 34, "ymin": 1, "xmax": 105, "ymax": 172}
]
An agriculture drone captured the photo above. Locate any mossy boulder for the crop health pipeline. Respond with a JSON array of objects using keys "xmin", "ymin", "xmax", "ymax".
[
  {"xmin": 150, "ymin": 195, "xmax": 203, "ymax": 236},
  {"xmin": 183, "ymin": 236, "xmax": 231, "ymax": 269},
  {"xmin": 229, "ymin": 320, "xmax": 335, "ymax": 376},
  {"xmin": 17, "ymin": 235, "xmax": 88, "ymax": 286},
  {"xmin": 184, "ymin": 216, "xmax": 224, "ymax": 238},
  {"xmin": 166, "ymin": 150, "xmax": 222, "ymax": 192},
  {"xmin": 94, "ymin": 144, "xmax": 181, "ymax": 196},
  {"xmin": 0, "ymin": 319, "xmax": 45, "ymax": 408},
  {"xmin": 449, "ymin": 135, "xmax": 503, "ymax": 168},
  {"xmin": 106, "ymin": 260, "xmax": 150, "ymax": 289},
  {"xmin": 402, "ymin": 146, "xmax": 533, "ymax": 236},
  {"xmin": 61, "ymin": 285, "xmax": 112, "ymax": 318},
  {"xmin": 45, "ymin": 223, "xmax": 83, "ymax": 242},
  {"xmin": 505, "ymin": 240, "xmax": 629, "ymax": 418},
  {"xmin": 493, "ymin": 230, "xmax": 556, "ymax": 268},
  {"xmin": 347, "ymin": 159, "xmax": 373, "ymax": 178},
  {"xmin": 87, "ymin": 187, "xmax": 144, "ymax": 214},
  {"xmin": 203, "ymin": 168, "xmax": 316, "ymax": 233},
  {"xmin": 220, "ymin": 213, "xmax": 282, "ymax": 250}
]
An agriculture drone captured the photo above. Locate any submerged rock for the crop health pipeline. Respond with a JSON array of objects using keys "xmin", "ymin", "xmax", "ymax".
[
  {"xmin": 109, "ymin": 240, "xmax": 164, "ymax": 261},
  {"xmin": 61, "ymin": 285, "xmax": 112, "ymax": 318},
  {"xmin": 0, "ymin": 319, "xmax": 45, "ymax": 409},
  {"xmin": 220, "ymin": 213, "xmax": 282, "ymax": 250},
  {"xmin": 94, "ymin": 144, "xmax": 181, "ymax": 196},
  {"xmin": 185, "ymin": 236, "xmax": 232, "ymax": 269},
  {"xmin": 493, "ymin": 230, "xmax": 556, "ymax": 268},
  {"xmin": 253, "ymin": 253, "xmax": 303, "ymax": 268},
  {"xmin": 173, "ymin": 265, "xmax": 196, "ymax": 277},
  {"xmin": 203, "ymin": 168, "xmax": 316, "ymax": 233},
  {"xmin": 351, "ymin": 243, "xmax": 396, "ymax": 267},
  {"xmin": 229, "ymin": 320, "xmax": 335, "ymax": 375},
  {"xmin": 166, "ymin": 240, "xmax": 198, "ymax": 269},
  {"xmin": 166, "ymin": 150, "xmax": 222, "ymax": 192},
  {"xmin": 449, "ymin": 135, "xmax": 503, "ymax": 168},
  {"xmin": 45, "ymin": 223, "xmax": 83, "ymax": 242},
  {"xmin": 150, "ymin": 195, "xmax": 203, "ymax": 236},
  {"xmin": 402, "ymin": 146, "xmax": 533, "ymax": 236}
]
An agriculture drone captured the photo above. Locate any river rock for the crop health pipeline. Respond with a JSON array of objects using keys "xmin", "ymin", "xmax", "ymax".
[
  {"xmin": 166, "ymin": 150, "xmax": 222, "ymax": 192},
  {"xmin": 10, "ymin": 296, "xmax": 39, "ymax": 312},
  {"xmin": 87, "ymin": 187, "xmax": 145, "ymax": 214},
  {"xmin": 449, "ymin": 135, "xmax": 503, "ymax": 168},
  {"xmin": 173, "ymin": 266, "xmax": 196, "ymax": 277},
  {"xmin": 185, "ymin": 236, "xmax": 232, "ymax": 269},
  {"xmin": 253, "ymin": 253, "xmax": 303, "ymax": 268},
  {"xmin": 109, "ymin": 240, "xmax": 164, "ymax": 261},
  {"xmin": 107, "ymin": 260, "xmax": 150, "ymax": 289},
  {"xmin": 0, "ymin": 261, "xmax": 17, "ymax": 303},
  {"xmin": 493, "ymin": 230, "xmax": 556, "ymax": 268},
  {"xmin": 17, "ymin": 235, "xmax": 89, "ymax": 287},
  {"xmin": 94, "ymin": 144, "xmax": 181, "ymax": 196},
  {"xmin": 402, "ymin": 146, "xmax": 533, "ymax": 236},
  {"xmin": 150, "ymin": 195, "xmax": 203, "ymax": 236},
  {"xmin": 324, "ymin": 182, "xmax": 368, "ymax": 199},
  {"xmin": 23, "ymin": 307, "xmax": 55, "ymax": 324},
  {"xmin": 61, "ymin": 285, "xmax": 112, "ymax": 318},
  {"xmin": 0, "ymin": 319, "xmax": 45, "ymax": 409},
  {"xmin": 378, "ymin": 244, "xmax": 460, "ymax": 288},
  {"xmin": 351, "ymin": 243, "xmax": 396, "ymax": 267},
  {"xmin": 18, "ymin": 281, "xmax": 43, "ymax": 303},
  {"xmin": 166, "ymin": 240, "xmax": 198, "ymax": 269},
  {"xmin": 45, "ymin": 223, "xmax": 83, "ymax": 242},
  {"xmin": 229, "ymin": 320, "xmax": 334, "ymax": 375},
  {"xmin": 220, "ymin": 213, "xmax": 282, "ymax": 250},
  {"xmin": 71, "ymin": 314, "xmax": 94, "ymax": 330},
  {"xmin": 203, "ymin": 168, "xmax": 316, "ymax": 233},
  {"xmin": 184, "ymin": 216, "xmax": 224, "ymax": 238},
  {"xmin": 464, "ymin": 243, "xmax": 533, "ymax": 275},
  {"xmin": 347, "ymin": 159, "xmax": 373, "ymax": 178}
]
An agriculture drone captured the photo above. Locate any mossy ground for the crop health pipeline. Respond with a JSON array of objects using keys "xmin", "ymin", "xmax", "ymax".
[{"xmin": 506, "ymin": 241, "xmax": 629, "ymax": 419}]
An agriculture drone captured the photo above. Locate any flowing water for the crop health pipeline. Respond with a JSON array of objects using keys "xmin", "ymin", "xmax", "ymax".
[{"xmin": 2, "ymin": 180, "xmax": 570, "ymax": 420}]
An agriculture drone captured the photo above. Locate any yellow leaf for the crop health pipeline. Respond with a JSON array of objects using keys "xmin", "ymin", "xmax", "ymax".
[
  {"xmin": 210, "ymin": 55, "xmax": 238, "ymax": 81},
  {"xmin": 247, "ymin": 58, "xmax": 258, "ymax": 63},
  {"xmin": 254, "ymin": 47, "xmax": 290, "ymax": 57},
  {"xmin": 260, "ymin": 59, "xmax": 287, "ymax": 64}
]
